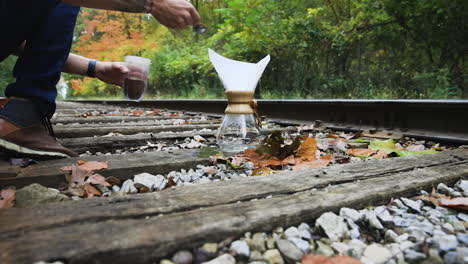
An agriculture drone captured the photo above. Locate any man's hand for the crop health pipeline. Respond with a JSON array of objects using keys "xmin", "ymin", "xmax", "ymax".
[
  {"xmin": 151, "ymin": 0, "xmax": 201, "ymax": 29},
  {"xmin": 63, "ymin": 0, "xmax": 201, "ymax": 29},
  {"xmin": 95, "ymin": 62, "xmax": 129, "ymax": 86}
]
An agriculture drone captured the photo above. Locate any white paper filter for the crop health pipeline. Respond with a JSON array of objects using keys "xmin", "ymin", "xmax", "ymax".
[{"xmin": 208, "ymin": 49, "xmax": 270, "ymax": 92}]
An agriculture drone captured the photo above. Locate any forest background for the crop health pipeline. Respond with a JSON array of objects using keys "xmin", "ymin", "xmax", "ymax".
[{"xmin": 0, "ymin": 0, "xmax": 466, "ymax": 99}]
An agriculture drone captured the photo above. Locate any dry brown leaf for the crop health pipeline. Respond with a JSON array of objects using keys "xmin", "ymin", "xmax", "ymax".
[
  {"xmin": 372, "ymin": 150, "xmax": 388, "ymax": 159},
  {"xmin": 302, "ymin": 254, "xmax": 363, "ymax": 264},
  {"xmin": 281, "ymin": 155, "xmax": 297, "ymax": 165},
  {"xmin": 0, "ymin": 189, "xmax": 16, "ymax": 209},
  {"xmin": 61, "ymin": 161, "xmax": 109, "ymax": 172},
  {"xmin": 296, "ymin": 137, "xmax": 318, "ymax": 161},
  {"xmin": 252, "ymin": 167, "xmax": 276, "ymax": 176},
  {"xmin": 230, "ymin": 156, "xmax": 245, "ymax": 167},
  {"xmin": 86, "ymin": 174, "xmax": 111, "ymax": 186},
  {"xmin": 165, "ymin": 176, "xmax": 178, "ymax": 189},
  {"xmin": 292, "ymin": 158, "xmax": 331, "ymax": 171},
  {"xmin": 84, "ymin": 183, "xmax": 101, "ymax": 198},
  {"xmin": 210, "ymin": 153, "xmax": 228, "ymax": 164},
  {"xmin": 439, "ymin": 197, "xmax": 468, "ymax": 211},
  {"xmin": 66, "ymin": 164, "xmax": 88, "ymax": 186},
  {"xmin": 105, "ymin": 176, "xmax": 121, "ymax": 186},
  {"xmin": 245, "ymin": 149, "xmax": 282, "ymax": 167},
  {"xmin": 348, "ymin": 149, "xmax": 377, "ymax": 157},
  {"xmin": 415, "ymin": 195, "xmax": 441, "ymax": 207}
]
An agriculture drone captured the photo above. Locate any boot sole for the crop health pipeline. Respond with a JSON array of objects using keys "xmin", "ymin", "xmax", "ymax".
[{"xmin": 0, "ymin": 138, "xmax": 71, "ymax": 159}]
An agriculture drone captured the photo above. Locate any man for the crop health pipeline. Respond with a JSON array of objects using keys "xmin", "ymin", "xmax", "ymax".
[{"xmin": 0, "ymin": 0, "xmax": 200, "ymax": 158}]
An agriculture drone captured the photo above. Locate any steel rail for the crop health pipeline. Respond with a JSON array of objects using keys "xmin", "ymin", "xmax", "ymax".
[{"xmin": 68, "ymin": 99, "xmax": 468, "ymax": 143}]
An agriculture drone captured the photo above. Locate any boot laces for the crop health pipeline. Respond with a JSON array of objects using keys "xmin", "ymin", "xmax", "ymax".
[{"xmin": 41, "ymin": 116, "xmax": 56, "ymax": 138}]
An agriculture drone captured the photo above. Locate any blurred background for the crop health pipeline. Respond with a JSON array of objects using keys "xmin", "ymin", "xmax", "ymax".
[{"xmin": 0, "ymin": 0, "xmax": 466, "ymax": 100}]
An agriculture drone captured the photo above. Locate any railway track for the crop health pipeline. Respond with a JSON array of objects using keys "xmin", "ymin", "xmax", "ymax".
[{"xmin": 0, "ymin": 100, "xmax": 467, "ymax": 264}]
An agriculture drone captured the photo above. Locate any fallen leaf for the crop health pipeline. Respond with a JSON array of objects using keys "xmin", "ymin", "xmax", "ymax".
[
  {"xmin": 210, "ymin": 153, "xmax": 228, "ymax": 164},
  {"xmin": 302, "ymin": 254, "xmax": 362, "ymax": 264},
  {"xmin": 84, "ymin": 183, "xmax": 101, "ymax": 198},
  {"xmin": 281, "ymin": 155, "xmax": 297, "ymax": 165},
  {"xmin": 245, "ymin": 149, "xmax": 282, "ymax": 167},
  {"xmin": 0, "ymin": 189, "xmax": 16, "ymax": 209},
  {"xmin": 348, "ymin": 149, "xmax": 377, "ymax": 157},
  {"xmin": 394, "ymin": 149, "xmax": 438, "ymax": 157},
  {"xmin": 330, "ymin": 138, "xmax": 348, "ymax": 152},
  {"xmin": 415, "ymin": 195, "xmax": 441, "ymax": 207},
  {"xmin": 368, "ymin": 139, "xmax": 438, "ymax": 157},
  {"xmin": 439, "ymin": 197, "xmax": 468, "ymax": 211},
  {"xmin": 105, "ymin": 176, "xmax": 121, "ymax": 186},
  {"xmin": 66, "ymin": 164, "xmax": 88, "ymax": 186},
  {"xmin": 86, "ymin": 174, "xmax": 111, "ymax": 186},
  {"xmin": 165, "ymin": 176, "xmax": 178, "ymax": 189},
  {"xmin": 372, "ymin": 150, "xmax": 388, "ymax": 159},
  {"xmin": 252, "ymin": 167, "xmax": 276, "ymax": 176},
  {"xmin": 369, "ymin": 139, "xmax": 400, "ymax": 154},
  {"xmin": 61, "ymin": 161, "xmax": 109, "ymax": 172},
  {"xmin": 292, "ymin": 158, "xmax": 330, "ymax": 171},
  {"xmin": 296, "ymin": 137, "xmax": 318, "ymax": 161},
  {"xmin": 230, "ymin": 156, "xmax": 245, "ymax": 167}
]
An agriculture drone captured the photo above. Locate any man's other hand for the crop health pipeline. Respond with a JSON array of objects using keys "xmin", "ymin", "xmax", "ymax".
[
  {"xmin": 96, "ymin": 62, "xmax": 129, "ymax": 86},
  {"xmin": 152, "ymin": 0, "xmax": 201, "ymax": 29}
]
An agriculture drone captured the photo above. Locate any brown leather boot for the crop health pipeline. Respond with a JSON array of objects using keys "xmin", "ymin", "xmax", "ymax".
[{"xmin": 0, "ymin": 99, "xmax": 78, "ymax": 159}]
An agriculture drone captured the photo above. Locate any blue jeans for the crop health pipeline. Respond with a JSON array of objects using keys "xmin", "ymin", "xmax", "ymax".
[{"xmin": 0, "ymin": 0, "xmax": 80, "ymax": 117}]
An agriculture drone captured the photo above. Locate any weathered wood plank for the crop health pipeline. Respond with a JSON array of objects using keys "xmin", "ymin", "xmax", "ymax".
[
  {"xmin": 54, "ymin": 120, "xmax": 220, "ymax": 128},
  {"xmin": 61, "ymin": 127, "xmax": 306, "ymax": 154},
  {"xmin": 54, "ymin": 124, "xmax": 221, "ymax": 138},
  {"xmin": 1, "ymin": 149, "xmax": 466, "ymax": 236},
  {"xmin": 0, "ymin": 148, "xmax": 217, "ymax": 189},
  {"xmin": 52, "ymin": 115, "xmax": 216, "ymax": 124},
  {"xmin": 0, "ymin": 150, "xmax": 467, "ymax": 263}
]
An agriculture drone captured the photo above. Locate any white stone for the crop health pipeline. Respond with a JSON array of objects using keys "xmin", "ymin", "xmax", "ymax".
[
  {"xmin": 230, "ymin": 240, "xmax": 250, "ymax": 257},
  {"xmin": 347, "ymin": 239, "xmax": 366, "ymax": 258},
  {"xmin": 263, "ymin": 249, "xmax": 284, "ymax": 264},
  {"xmin": 288, "ymin": 238, "xmax": 310, "ymax": 254},
  {"xmin": 363, "ymin": 244, "xmax": 392, "ymax": 264},
  {"xmin": 202, "ymin": 254, "xmax": 235, "ymax": 264},
  {"xmin": 366, "ymin": 210, "xmax": 384, "ymax": 229},
  {"xmin": 276, "ymin": 239, "xmax": 304, "ymax": 262},
  {"xmin": 374, "ymin": 206, "xmax": 393, "ymax": 224},
  {"xmin": 340, "ymin": 207, "xmax": 364, "ymax": 222},
  {"xmin": 121, "ymin": 179, "xmax": 138, "ymax": 194},
  {"xmin": 456, "ymin": 179, "xmax": 468, "ymax": 191},
  {"xmin": 134, "ymin": 173, "xmax": 167, "ymax": 191},
  {"xmin": 385, "ymin": 230, "xmax": 399, "ymax": 243},
  {"xmin": 401, "ymin": 197, "xmax": 421, "ymax": 213},
  {"xmin": 284, "ymin": 227, "xmax": 301, "ymax": 239},
  {"xmin": 433, "ymin": 235, "xmax": 458, "ymax": 252},
  {"xmin": 458, "ymin": 213, "xmax": 468, "ymax": 222},
  {"xmin": 331, "ymin": 242, "xmax": 349, "ymax": 256},
  {"xmin": 315, "ymin": 212, "xmax": 349, "ymax": 242},
  {"xmin": 442, "ymin": 223, "xmax": 455, "ymax": 233}
]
